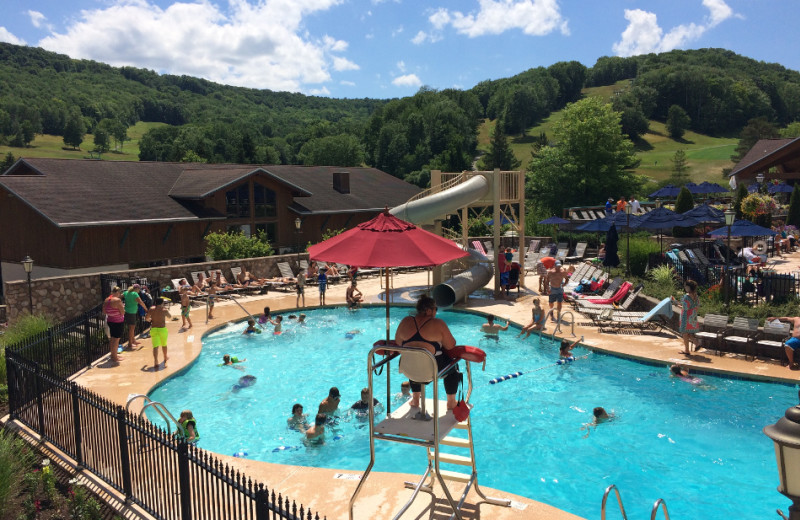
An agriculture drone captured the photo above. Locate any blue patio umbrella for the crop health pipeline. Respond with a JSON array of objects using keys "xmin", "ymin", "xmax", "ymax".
[
  {"xmin": 685, "ymin": 182, "xmax": 703, "ymax": 194},
  {"xmin": 681, "ymin": 203, "xmax": 724, "ymax": 224},
  {"xmin": 633, "ymin": 206, "xmax": 696, "ymax": 252},
  {"xmin": 575, "ymin": 210, "xmax": 641, "ymax": 232},
  {"xmin": 603, "ymin": 224, "xmax": 620, "ymax": 268},
  {"xmin": 486, "ymin": 215, "xmax": 513, "ymax": 226},
  {"xmin": 538, "ymin": 216, "xmax": 570, "ymax": 225},
  {"xmin": 707, "ymin": 219, "xmax": 778, "ymax": 237},
  {"xmin": 699, "ymin": 181, "xmax": 727, "ymax": 194},
  {"xmin": 648, "ymin": 184, "xmax": 682, "ymax": 198},
  {"xmin": 768, "ymin": 182, "xmax": 794, "ymax": 194},
  {"xmin": 747, "ymin": 183, "xmax": 759, "ymax": 193}
]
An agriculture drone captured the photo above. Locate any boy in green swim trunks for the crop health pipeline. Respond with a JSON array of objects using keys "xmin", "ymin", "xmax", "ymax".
[
  {"xmin": 179, "ymin": 286, "xmax": 192, "ymax": 330},
  {"xmin": 145, "ymin": 297, "xmax": 172, "ymax": 369}
]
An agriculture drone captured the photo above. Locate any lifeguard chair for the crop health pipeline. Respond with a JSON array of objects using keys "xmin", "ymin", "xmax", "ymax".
[{"xmin": 348, "ymin": 343, "xmax": 510, "ymax": 519}]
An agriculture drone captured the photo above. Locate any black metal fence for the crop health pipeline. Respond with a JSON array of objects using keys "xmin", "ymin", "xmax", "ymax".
[{"xmin": 5, "ymin": 318, "xmax": 324, "ymax": 520}]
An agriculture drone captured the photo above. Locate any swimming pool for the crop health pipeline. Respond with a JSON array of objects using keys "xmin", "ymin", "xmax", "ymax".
[{"xmin": 148, "ymin": 306, "xmax": 792, "ymax": 519}]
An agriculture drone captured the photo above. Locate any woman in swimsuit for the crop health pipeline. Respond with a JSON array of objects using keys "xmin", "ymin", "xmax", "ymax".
[{"xmin": 394, "ymin": 295, "xmax": 461, "ymax": 410}]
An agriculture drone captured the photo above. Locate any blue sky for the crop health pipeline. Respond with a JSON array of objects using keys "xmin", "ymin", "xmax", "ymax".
[{"xmin": 1, "ymin": 0, "xmax": 797, "ymax": 99}]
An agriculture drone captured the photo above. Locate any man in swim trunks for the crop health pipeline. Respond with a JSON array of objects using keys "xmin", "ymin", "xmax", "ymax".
[
  {"xmin": 296, "ymin": 270, "xmax": 306, "ymax": 308},
  {"xmin": 766, "ymin": 315, "xmax": 800, "ymax": 369},
  {"xmin": 145, "ymin": 297, "xmax": 171, "ymax": 369},
  {"xmin": 395, "ymin": 295, "xmax": 461, "ymax": 411},
  {"xmin": 305, "ymin": 413, "xmax": 327, "ymax": 443},
  {"xmin": 179, "ymin": 286, "xmax": 192, "ymax": 330},
  {"xmin": 318, "ymin": 387, "xmax": 340, "ymax": 415},
  {"xmin": 350, "ymin": 388, "xmax": 381, "ymax": 416},
  {"xmin": 481, "ymin": 315, "xmax": 509, "ymax": 336},
  {"xmin": 545, "ymin": 260, "xmax": 570, "ymax": 323},
  {"xmin": 346, "ymin": 280, "xmax": 363, "ymax": 309}
]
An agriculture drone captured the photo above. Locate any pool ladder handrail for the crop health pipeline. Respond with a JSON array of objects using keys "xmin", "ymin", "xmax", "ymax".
[
  {"xmin": 126, "ymin": 394, "xmax": 181, "ymax": 435},
  {"xmin": 208, "ymin": 294, "xmax": 259, "ymax": 328},
  {"xmin": 601, "ymin": 485, "xmax": 672, "ymax": 520},
  {"xmin": 553, "ymin": 310, "xmax": 576, "ymax": 337},
  {"xmin": 601, "ymin": 484, "xmax": 628, "ymax": 520}
]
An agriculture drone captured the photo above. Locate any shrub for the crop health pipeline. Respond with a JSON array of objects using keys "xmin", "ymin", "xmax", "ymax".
[
  {"xmin": 626, "ymin": 236, "xmax": 661, "ymax": 277},
  {"xmin": 0, "ymin": 430, "xmax": 35, "ymax": 517},
  {"xmin": 0, "ymin": 313, "xmax": 54, "ymax": 388},
  {"xmin": 672, "ymin": 187, "xmax": 695, "ymax": 237},
  {"xmin": 204, "ymin": 230, "xmax": 274, "ymax": 260}
]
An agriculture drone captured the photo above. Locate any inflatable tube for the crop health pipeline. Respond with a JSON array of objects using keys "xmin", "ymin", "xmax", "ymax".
[
  {"xmin": 433, "ymin": 260, "xmax": 493, "ymax": 307},
  {"xmin": 449, "ymin": 345, "xmax": 486, "ymax": 363},
  {"xmin": 272, "ymin": 446, "xmax": 301, "ymax": 452},
  {"xmin": 391, "ymin": 175, "xmax": 490, "ymax": 225}
]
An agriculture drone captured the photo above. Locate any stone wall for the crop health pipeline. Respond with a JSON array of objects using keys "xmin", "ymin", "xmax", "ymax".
[{"xmin": 4, "ymin": 254, "xmax": 306, "ymax": 323}]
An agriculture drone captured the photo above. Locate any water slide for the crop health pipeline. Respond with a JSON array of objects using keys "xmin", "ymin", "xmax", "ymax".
[{"xmin": 390, "ymin": 175, "xmax": 494, "ymax": 307}]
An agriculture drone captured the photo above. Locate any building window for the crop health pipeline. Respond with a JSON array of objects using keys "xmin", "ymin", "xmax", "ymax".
[
  {"xmin": 227, "ymin": 224, "xmax": 251, "ymax": 237},
  {"xmin": 253, "ymin": 184, "xmax": 277, "ymax": 218},
  {"xmin": 226, "ymin": 185, "xmax": 250, "ymax": 218},
  {"xmin": 255, "ymin": 222, "xmax": 277, "ymax": 243}
]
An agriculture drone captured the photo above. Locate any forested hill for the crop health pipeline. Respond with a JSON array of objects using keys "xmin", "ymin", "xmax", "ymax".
[{"xmin": 1, "ymin": 43, "xmax": 799, "ymax": 187}]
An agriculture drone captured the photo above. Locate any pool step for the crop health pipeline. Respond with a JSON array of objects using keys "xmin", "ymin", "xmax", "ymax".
[
  {"xmin": 440, "ymin": 436, "xmax": 470, "ymax": 448},
  {"xmin": 438, "ymin": 469, "xmax": 472, "ymax": 483},
  {"xmin": 428, "ymin": 450, "xmax": 473, "ymax": 466}
]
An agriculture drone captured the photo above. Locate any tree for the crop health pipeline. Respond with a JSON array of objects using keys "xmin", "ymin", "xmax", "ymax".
[
  {"xmin": 204, "ymin": 231, "xmax": 274, "ymax": 260},
  {"xmin": 730, "ymin": 117, "xmax": 779, "ymax": 164},
  {"xmin": 733, "ymin": 183, "xmax": 748, "ymax": 220},
  {"xmin": 788, "ymin": 184, "xmax": 800, "ymax": 228},
  {"xmin": 0, "ymin": 152, "xmax": 15, "ymax": 173},
  {"xmin": 480, "ymin": 121, "xmax": 520, "ymax": 171},
  {"xmin": 62, "ymin": 109, "xmax": 85, "ymax": 150},
  {"xmin": 780, "ymin": 121, "xmax": 800, "ymax": 138},
  {"xmin": 670, "ymin": 149, "xmax": 690, "ymax": 185},
  {"xmin": 526, "ymin": 97, "xmax": 642, "ymax": 214},
  {"xmin": 93, "ymin": 128, "xmax": 110, "ymax": 153},
  {"xmin": 672, "ymin": 187, "xmax": 695, "ymax": 237},
  {"xmin": 666, "ymin": 105, "xmax": 691, "ymax": 139},
  {"xmin": 298, "ymin": 134, "xmax": 364, "ymax": 166}
]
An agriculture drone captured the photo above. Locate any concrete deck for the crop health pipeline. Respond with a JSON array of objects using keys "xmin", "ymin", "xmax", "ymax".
[{"xmin": 21, "ymin": 251, "xmax": 800, "ymax": 519}]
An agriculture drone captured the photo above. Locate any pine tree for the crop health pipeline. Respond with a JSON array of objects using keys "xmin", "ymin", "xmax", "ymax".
[
  {"xmin": 670, "ymin": 149, "xmax": 690, "ymax": 185},
  {"xmin": 481, "ymin": 121, "xmax": 521, "ymax": 171},
  {"xmin": 734, "ymin": 183, "xmax": 748, "ymax": 220},
  {"xmin": 672, "ymin": 187, "xmax": 695, "ymax": 237}
]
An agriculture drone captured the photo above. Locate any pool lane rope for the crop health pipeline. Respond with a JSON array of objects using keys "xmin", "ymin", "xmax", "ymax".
[{"xmin": 489, "ymin": 353, "xmax": 592, "ymax": 385}]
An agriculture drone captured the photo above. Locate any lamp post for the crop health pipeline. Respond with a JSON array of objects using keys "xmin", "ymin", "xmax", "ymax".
[
  {"xmin": 757, "ymin": 172, "xmax": 766, "ymax": 193},
  {"xmin": 625, "ymin": 203, "xmax": 632, "ymax": 276},
  {"xmin": 764, "ymin": 406, "xmax": 800, "ymax": 520},
  {"xmin": 724, "ymin": 207, "xmax": 736, "ymax": 307},
  {"xmin": 22, "ymin": 255, "xmax": 33, "ymax": 314},
  {"xmin": 294, "ymin": 217, "xmax": 302, "ymax": 269}
]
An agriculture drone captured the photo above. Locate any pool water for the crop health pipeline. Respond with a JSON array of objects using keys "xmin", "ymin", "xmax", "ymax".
[{"xmin": 148, "ymin": 306, "xmax": 792, "ymax": 519}]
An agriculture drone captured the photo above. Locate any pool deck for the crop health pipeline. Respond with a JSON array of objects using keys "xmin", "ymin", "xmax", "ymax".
[{"xmin": 15, "ymin": 253, "xmax": 800, "ymax": 520}]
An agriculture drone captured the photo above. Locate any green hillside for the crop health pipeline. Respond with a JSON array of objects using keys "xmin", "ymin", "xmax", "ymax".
[
  {"xmin": 0, "ymin": 121, "xmax": 167, "ymax": 161},
  {"xmin": 478, "ymin": 79, "xmax": 737, "ymax": 186}
]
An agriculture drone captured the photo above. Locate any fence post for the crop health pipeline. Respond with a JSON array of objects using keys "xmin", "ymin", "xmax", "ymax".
[
  {"xmin": 177, "ymin": 441, "xmax": 193, "ymax": 520},
  {"xmin": 255, "ymin": 484, "xmax": 270, "ymax": 520},
  {"xmin": 34, "ymin": 363, "xmax": 45, "ymax": 435},
  {"xmin": 116, "ymin": 407, "xmax": 133, "ymax": 500},
  {"xmin": 71, "ymin": 382, "xmax": 83, "ymax": 468},
  {"xmin": 5, "ymin": 353, "xmax": 15, "ymax": 419},
  {"xmin": 47, "ymin": 329, "xmax": 55, "ymax": 373},
  {"xmin": 84, "ymin": 318, "xmax": 92, "ymax": 370}
]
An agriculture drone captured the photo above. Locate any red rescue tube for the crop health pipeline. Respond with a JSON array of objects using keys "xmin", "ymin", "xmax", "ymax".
[{"xmin": 449, "ymin": 345, "xmax": 486, "ymax": 367}]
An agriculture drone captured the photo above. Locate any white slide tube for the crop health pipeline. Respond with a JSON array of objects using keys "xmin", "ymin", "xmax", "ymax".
[
  {"xmin": 390, "ymin": 175, "xmax": 490, "ymax": 225},
  {"xmin": 432, "ymin": 250, "xmax": 493, "ymax": 308}
]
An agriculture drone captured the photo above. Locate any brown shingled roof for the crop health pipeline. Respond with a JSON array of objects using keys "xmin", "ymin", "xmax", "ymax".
[
  {"xmin": 729, "ymin": 138, "xmax": 798, "ymax": 178},
  {"xmin": 0, "ymin": 159, "xmax": 421, "ymax": 227}
]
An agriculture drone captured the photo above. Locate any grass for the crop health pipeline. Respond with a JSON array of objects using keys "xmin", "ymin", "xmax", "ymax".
[
  {"xmin": 0, "ymin": 121, "xmax": 168, "ymax": 162},
  {"xmin": 477, "ymin": 80, "xmax": 738, "ymax": 186}
]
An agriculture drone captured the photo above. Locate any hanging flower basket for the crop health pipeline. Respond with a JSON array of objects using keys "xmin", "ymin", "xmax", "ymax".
[{"xmin": 740, "ymin": 193, "xmax": 777, "ymax": 218}]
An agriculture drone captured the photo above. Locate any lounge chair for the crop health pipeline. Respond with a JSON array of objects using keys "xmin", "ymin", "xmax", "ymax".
[
  {"xmin": 190, "ymin": 271, "xmax": 210, "ymax": 291},
  {"xmin": 565, "ymin": 242, "xmax": 587, "ymax": 263},
  {"xmin": 579, "ymin": 285, "xmax": 644, "ymax": 316},
  {"xmin": 591, "ymin": 297, "xmax": 673, "ymax": 332},
  {"xmin": 230, "ymin": 267, "xmax": 268, "ymax": 294},
  {"xmin": 208, "ymin": 269, "xmax": 242, "ymax": 295},
  {"xmin": 722, "ymin": 317, "xmax": 760, "ymax": 360},
  {"xmin": 693, "ymin": 314, "xmax": 729, "ymax": 355},
  {"xmin": 756, "ymin": 321, "xmax": 791, "ymax": 364},
  {"xmin": 277, "ymin": 262, "xmax": 298, "ymax": 281}
]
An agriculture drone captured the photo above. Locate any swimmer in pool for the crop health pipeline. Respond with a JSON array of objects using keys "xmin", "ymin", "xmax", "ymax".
[
  {"xmin": 273, "ymin": 315, "xmax": 283, "ymax": 334},
  {"xmin": 231, "ymin": 375, "xmax": 257, "ymax": 393},
  {"xmin": 481, "ymin": 315, "xmax": 509, "ymax": 336},
  {"xmin": 670, "ymin": 364, "xmax": 704, "ymax": 385},
  {"xmin": 518, "ymin": 298, "xmax": 546, "ymax": 338},
  {"xmin": 304, "ymin": 413, "xmax": 327, "ymax": 444},
  {"xmin": 287, "ymin": 403, "xmax": 309, "ymax": 431},
  {"xmin": 221, "ymin": 354, "xmax": 246, "ymax": 371},
  {"xmin": 242, "ymin": 319, "xmax": 259, "ymax": 335},
  {"xmin": 559, "ymin": 336, "xmax": 583, "ymax": 358},
  {"xmin": 582, "ymin": 406, "xmax": 615, "ymax": 437}
]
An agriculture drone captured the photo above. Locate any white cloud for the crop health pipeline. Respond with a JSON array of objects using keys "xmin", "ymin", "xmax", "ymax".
[
  {"xmin": 27, "ymin": 10, "xmax": 47, "ymax": 29},
  {"xmin": 0, "ymin": 27, "xmax": 26, "ymax": 45},
  {"xmin": 332, "ymin": 56, "xmax": 359, "ymax": 71},
  {"xmin": 340, "ymin": 80, "xmax": 356, "ymax": 86},
  {"xmin": 308, "ymin": 86, "xmax": 331, "ymax": 96},
  {"xmin": 392, "ymin": 25, "xmax": 403, "ymax": 37},
  {"xmin": 392, "ymin": 73, "xmax": 421, "ymax": 87},
  {"xmin": 35, "ymin": 0, "xmax": 352, "ymax": 93},
  {"xmin": 429, "ymin": 0, "xmax": 568, "ymax": 39},
  {"xmin": 411, "ymin": 31, "xmax": 427, "ymax": 45},
  {"xmin": 613, "ymin": 0, "xmax": 738, "ymax": 57}
]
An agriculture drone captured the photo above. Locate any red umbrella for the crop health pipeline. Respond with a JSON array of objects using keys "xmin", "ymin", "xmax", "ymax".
[{"xmin": 308, "ymin": 209, "xmax": 469, "ymax": 341}]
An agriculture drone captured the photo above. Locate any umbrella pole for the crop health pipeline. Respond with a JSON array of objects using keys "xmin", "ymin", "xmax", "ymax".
[{"xmin": 385, "ymin": 267, "xmax": 392, "ymax": 415}]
